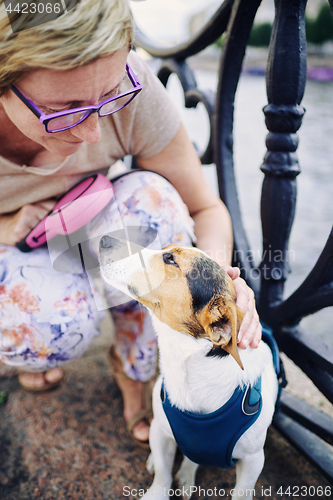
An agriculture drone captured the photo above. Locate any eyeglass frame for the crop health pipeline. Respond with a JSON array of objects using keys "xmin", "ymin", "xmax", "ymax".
[{"xmin": 9, "ymin": 63, "xmax": 142, "ymax": 133}]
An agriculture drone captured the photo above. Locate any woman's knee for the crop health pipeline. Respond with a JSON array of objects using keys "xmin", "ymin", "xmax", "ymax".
[
  {"xmin": 90, "ymin": 170, "xmax": 196, "ymax": 249},
  {"xmin": 0, "ymin": 303, "xmax": 103, "ymax": 371},
  {"xmin": 0, "ymin": 248, "xmax": 104, "ymax": 371}
]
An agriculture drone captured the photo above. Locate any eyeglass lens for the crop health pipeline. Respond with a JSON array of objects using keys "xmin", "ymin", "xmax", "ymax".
[
  {"xmin": 47, "ymin": 93, "xmax": 136, "ymax": 132},
  {"xmin": 99, "ymin": 93, "xmax": 136, "ymax": 116},
  {"xmin": 47, "ymin": 109, "xmax": 90, "ymax": 132}
]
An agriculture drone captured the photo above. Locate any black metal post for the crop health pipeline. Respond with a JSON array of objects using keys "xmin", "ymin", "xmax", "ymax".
[{"xmin": 258, "ymin": 0, "xmax": 307, "ymax": 320}]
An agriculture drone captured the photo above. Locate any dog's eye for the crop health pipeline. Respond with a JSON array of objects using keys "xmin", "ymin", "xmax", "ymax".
[{"xmin": 163, "ymin": 253, "xmax": 179, "ymax": 267}]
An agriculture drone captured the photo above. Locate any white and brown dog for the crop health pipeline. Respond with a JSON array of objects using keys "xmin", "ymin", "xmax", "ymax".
[{"xmin": 99, "ymin": 236, "xmax": 279, "ymax": 500}]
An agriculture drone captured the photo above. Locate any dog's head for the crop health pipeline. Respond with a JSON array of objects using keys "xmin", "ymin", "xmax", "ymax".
[{"xmin": 99, "ymin": 238, "xmax": 244, "ymax": 369}]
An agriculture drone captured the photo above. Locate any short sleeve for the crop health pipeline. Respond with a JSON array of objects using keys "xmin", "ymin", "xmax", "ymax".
[{"xmin": 110, "ymin": 50, "xmax": 181, "ymax": 159}]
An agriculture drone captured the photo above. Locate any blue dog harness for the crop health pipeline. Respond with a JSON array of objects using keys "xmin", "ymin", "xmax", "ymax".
[
  {"xmin": 161, "ymin": 378, "xmax": 262, "ymax": 469},
  {"xmin": 161, "ymin": 325, "xmax": 286, "ymax": 469}
]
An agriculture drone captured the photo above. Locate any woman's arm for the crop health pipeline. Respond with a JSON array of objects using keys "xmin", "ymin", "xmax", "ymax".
[{"xmin": 137, "ymin": 123, "xmax": 261, "ymax": 349}]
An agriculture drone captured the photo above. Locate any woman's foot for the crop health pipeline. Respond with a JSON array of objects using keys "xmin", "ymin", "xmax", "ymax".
[
  {"xmin": 115, "ymin": 375, "xmax": 154, "ymax": 444},
  {"xmin": 108, "ymin": 346, "xmax": 154, "ymax": 447},
  {"xmin": 18, "ymin": 368, "xmax": 64, "ymax": 392}
]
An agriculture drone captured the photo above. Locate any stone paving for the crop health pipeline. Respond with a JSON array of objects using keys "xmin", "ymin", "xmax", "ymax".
[{"xmin": 0, "ymin": 312, "xmax": 332, "ymax": 500}]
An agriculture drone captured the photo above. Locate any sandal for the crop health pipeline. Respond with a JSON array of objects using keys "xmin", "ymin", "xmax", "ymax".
[
  {"xmin": 18, "ymin": 368, "xmax": 64, "ymax": 392},
  {"xmin": 108, "ymin": 346, "xmax": 154, "ymax": 450}
]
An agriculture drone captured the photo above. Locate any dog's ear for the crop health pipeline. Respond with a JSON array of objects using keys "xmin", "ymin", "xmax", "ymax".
[{"xmin": 198, "ymin": 296, "xmax": 244, "ymax": 370}]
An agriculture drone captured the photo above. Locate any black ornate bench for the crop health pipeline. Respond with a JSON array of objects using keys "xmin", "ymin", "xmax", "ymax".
[{"xmin": 134, "ymin": 0, "xmax": 333, "ymax": 481}]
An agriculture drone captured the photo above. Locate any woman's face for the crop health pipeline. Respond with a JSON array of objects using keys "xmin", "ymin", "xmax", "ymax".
[{"xmin": 1, "ymin": 47, "xmax": 128, "ymax": 157}]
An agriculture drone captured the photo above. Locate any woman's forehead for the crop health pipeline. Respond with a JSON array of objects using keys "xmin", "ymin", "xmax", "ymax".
[{"xmin": 18, "ymin": 49, "xmax": 128, "ymax": 104}]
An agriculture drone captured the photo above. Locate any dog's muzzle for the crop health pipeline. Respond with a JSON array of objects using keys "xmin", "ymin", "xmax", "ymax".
[{"xmin": 99, "ymin": 226, "xmax": 159, "ymax": 265}]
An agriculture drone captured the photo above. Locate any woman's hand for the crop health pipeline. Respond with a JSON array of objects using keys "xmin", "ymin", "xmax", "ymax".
[
  {"xmin": 223, "ymin": 266, "xmax": 262, "ymax": 349},
  {"xmin": 0, "ymin": 199, "xmax": 57, "ymax": 246}
]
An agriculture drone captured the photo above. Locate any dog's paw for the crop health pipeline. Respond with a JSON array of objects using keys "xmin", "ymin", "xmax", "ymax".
[
  {"xmin": 141, "ymin": 490, "xmax": 160, "ymax": 500},
  {"xmin": 141, "ymin": 489, "xmax": 158, "ymax": 500},
  {"xmin": 141, "ymin": 485, "xmax": 169, "ymax": 500},
  {"xmin": 174, "ymin": 480, "xmax": 193, "ymax": 500},
  {"xmin": 175, "ymin": 459, "xmax": 198, "ymax": 500},
  {"xmin": 146, "ymin": 453, "xmax": 155, "ymax": 474}
]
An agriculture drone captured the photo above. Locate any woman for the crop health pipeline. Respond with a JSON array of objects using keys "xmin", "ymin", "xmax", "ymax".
[{"xmin": 0, "ymin": 0, "xmax": 261, "ymax": 447}]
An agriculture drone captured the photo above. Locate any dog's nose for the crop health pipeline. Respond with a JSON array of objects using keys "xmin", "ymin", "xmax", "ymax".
[
  {"xmin": 99, "ymin": 235, "xmax": 129, "ymax": 262},
  {"xmin": 99, "ymin": 235, "xmax": 115, "ymax": 249}
]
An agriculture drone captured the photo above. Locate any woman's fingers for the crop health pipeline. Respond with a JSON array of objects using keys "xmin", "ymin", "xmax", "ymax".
[
  {"xmin": 223, "ymin": 265, "xmax": 240, "ymax": 280},
  {"xmin": 37, "ymin": 198, "xmax": 58, "ymax": 212},
  {"xmin": 12, "ymin": 201, "xmax": 55, "ymax": 243},
  {"xmin": 232, "ymin": 276, "xmax": 262, "ymax": 349},
  {"xmin": 238, "ymin": 308, "xmax": 262, "ymax": 349}
]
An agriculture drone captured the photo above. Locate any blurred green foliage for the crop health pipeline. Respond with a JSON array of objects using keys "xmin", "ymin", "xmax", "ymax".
[
  {"xmin": 215, "ymin": 4, "xmax": 333, "ymax": 48},
  {"xmin": 306, "ymin": 4, "xmax": 333, "ymax": 45},
  {"xmin": 249, "ymin": 22, "xmax": 272, "ymax": 47},
  {"xmin": 0, "ymin": 391, "xmax": 8, "ymax": 406}
]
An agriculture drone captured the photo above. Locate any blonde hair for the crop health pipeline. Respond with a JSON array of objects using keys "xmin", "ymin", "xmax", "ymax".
[{"xmin": 0, "ymin": 0, "xmax": 134, "ymax": 97}]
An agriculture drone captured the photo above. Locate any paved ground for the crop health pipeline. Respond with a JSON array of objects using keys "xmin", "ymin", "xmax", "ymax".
[{"xmin": 0, "ymin": 312, "xmax": 332, "ymax": 500}]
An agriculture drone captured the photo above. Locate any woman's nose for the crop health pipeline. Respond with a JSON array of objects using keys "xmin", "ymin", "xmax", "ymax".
[{"xmin": 70, "ymin": 112, "xmax": 101, "ymax": 144}]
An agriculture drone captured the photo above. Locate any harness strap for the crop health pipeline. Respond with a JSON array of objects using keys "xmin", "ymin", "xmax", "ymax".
[{"xmin": 261, "ymin": 323, "xmax": 288, "ymax": 410}]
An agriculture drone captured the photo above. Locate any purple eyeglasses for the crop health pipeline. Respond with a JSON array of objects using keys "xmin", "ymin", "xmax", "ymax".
[{"xmin": 9, "ymin": 63, "xmax": 142, "ymax": 133}]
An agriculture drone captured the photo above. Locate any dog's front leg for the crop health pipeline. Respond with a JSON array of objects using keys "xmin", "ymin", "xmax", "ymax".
[
  {"xmin": 142, "ymin": 417, "xmax": 177, "ymax": 500},
  {"xmin": 175, "ymin": 456, "xmax": 199, "ymax": 500},
  {"xmin": 232, "ymin": 449, "xmax": 264, "ymax": 500}
]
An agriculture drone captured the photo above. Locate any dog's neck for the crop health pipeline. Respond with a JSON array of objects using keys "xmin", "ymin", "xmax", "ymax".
[{"xmin": 152, "ymin": 315, "xmax": 267, "ymax": 414}]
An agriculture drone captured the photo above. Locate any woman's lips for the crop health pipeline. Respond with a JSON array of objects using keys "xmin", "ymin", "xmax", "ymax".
[{"xmin": 63, "ymin": 139, "xmax": 84, "ymax": 144}]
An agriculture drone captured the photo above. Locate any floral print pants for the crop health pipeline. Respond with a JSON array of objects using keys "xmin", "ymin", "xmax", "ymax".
[{"xmin": 0, "ymin": 171, "xmax": 195, "ymax": 381}]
